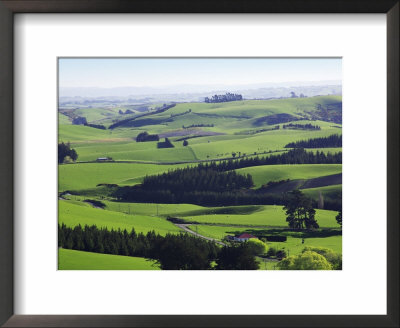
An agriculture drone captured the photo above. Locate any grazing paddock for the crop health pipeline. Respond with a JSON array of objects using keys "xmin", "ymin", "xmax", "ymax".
[{"xmin": 58, "ymin": 248, "xmax": 160, "ymax": 270}]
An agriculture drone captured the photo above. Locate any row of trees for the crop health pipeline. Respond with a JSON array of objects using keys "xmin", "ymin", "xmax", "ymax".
[
  {"xmin": 205, "ymin": 93, "xmax": 243, "ymax": 103},
  {"xmin": 190, "ymin": 148, "xmax": 342, "ymax": 173},
  {"xmin": 141, "ymin": 166, "xmax": 253, "ymax": 193},
  {"xmin": 113, "ymin": 188, "xmax": 283, "ymax": 206},
  {"xmin": 85, "ymin": 123, "xmax": 106, "ymax": 130},
  {"xmin": 182, "ymin": 124, "xmax": 214, "ymax": 128},
  {"xmin": 136, "ymin": 131, "xmax": 160, "ymax": 142},
  {"xmin": 157, "ymin": 137, "xmax": 174, "ymax": 148},
  {"xmin": 58, "ymin": 142, "xmax": 78, "ymax": 164},
  {"xmin": 58, "ymin": 224, "xmax": 259, "ymax": 270},
  {"xmin": 285, "ymin": 134, "xmax": 342, "ymax": 148},
  {"xmin": 109, "ymin": 104, "xmax": 176, "ymax": 129},
  {"xmin": 282, "ymin": 123, "xmax": 321, "ymax": 130}
]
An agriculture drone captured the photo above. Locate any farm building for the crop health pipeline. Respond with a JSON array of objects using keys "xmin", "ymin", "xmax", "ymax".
[
  {"xmin": 96, "ymin": 157, "xmax": 112, "ymax": 162},
  {"xmin": 227, "ymin": 233, "xmax": 258, "ymax": 242}
]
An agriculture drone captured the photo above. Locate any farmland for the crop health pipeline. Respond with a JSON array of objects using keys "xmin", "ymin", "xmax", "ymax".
[
  {"xmin": 59, "ymin": 95, "xmax": 342, "ymax": 270},
  {"xmin": 58, "ymin": 248, "xmax": 160, "ymax": 270}
]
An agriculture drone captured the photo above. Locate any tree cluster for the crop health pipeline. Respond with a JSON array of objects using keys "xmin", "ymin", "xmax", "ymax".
[
  {"xmin": 284, "ymin": 190, "xmax": 319, "ymax": 230},
  {"xmin": 58, "ymin": 224, "xmax": 259, "ymax": 270},
  {"xmin": 182, "ymin": 124, "xmax": 214, "ymax": 129},
  {"xmin": 136, "ymin": 131, "xmax": 160, "ymax": 142},
  {"xmin": 85, "ymin": 123, "xmax": 106, "ymax": 130},
  {"xmin": 282, "ymin": 123, "xmax": 321, "ymax": 130},
  {"xmin": 84, "ymin": 123, "xmax": 106, "ymax": 130},
  {"xmin": 113, "ymin": 188, "xmax": 284, "ymax": 207},
  {"xmin": 141, "ymin": 166, "xmax": 253, "ymax": 193},
  {"xmin": 58, "ymin": 142, "xmax": 78, "ymax": 164},
  {"xmin": 157, "ymin": 137, "xmax": 174, "ymax": 148},
  {"xmin": 285, "ymin": 134, "xmax": 342, "ymax": 148},
  {"xmin": 277, "ymin": 247, "xmax": 341, "ymax": 270},
  {"xmin": 196, "ymin": 149, "xmax": 342, "ymax": 173},
  {"xmin": 205, "ymin": 93, "xmax": 243, "ymax": 103}
]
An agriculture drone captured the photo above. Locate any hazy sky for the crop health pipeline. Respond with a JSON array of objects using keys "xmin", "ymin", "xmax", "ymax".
[{"xmin": 59, "ymin": 58, "xmax": 341, "ymax": 88}]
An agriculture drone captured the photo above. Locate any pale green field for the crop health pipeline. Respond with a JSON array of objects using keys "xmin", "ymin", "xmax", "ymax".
[
  {"xmin": 71, "ymin": 107, "xmax": 122, "ymax": 122},
  {"xmin": 189, "ymin": 129, "xmax": 340, "ymax": 161},
  {"xmin": 103, "ymin": 201, "xmax": 204, "ymax": 216},
  {"xmin": 59, "ymin": 113, "xmax": 71, "ymax": 124},
  {"xmin": 72, "ymin": 141, "xmax": 198, "ymax": 162},
  {"xmin": 179, "ymin": 205, "xmax": 340, "ymax": 228},
  {"xmin": 58, "ymin": 248, "xmax": 160, "ymax": 270},
  {"xmin": 59, "ymin": 162, "xmax": 189, "ymax": 191},
  {"xmin": 166, "ymin": 96, "xmax": 341, "ymax": 118},
  {"xmin": 59, "ymin": 124, "xmax": 128, "ymax": 142},
  {"xmin": 59, "ymin": 200, "xmax": 181, "ymax": 235},
  {"xmin": 59, "ymin": 96, "xmax": 342, "ymax": 162},
  {"xmin": 236, "ymin": 164, "xmax": 342, "ymax": 188}
]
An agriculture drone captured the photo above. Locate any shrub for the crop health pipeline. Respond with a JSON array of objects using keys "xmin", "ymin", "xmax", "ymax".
[
  {"xmin": 266, "ymin": 247, "xmax": 277, "ymax": 257},
  {"xmin": 302, "ymin": 246, "xmax": 342, "ymax": 270},
  {"xmin": 277, "ymin": 251, "xmax": 332, "ymax": 270},
  {"xmin": 276, "ymin": 250, "xmax": 287, "ymax": 259},
  {"xmin": 246, "ymin": 239, "xmax": 267, "ymax": 255}
]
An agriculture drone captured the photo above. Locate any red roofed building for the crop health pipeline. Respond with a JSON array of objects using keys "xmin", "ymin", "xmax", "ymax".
[{"xmin": 233, "ymin": 233, "xmax": 258, "ymax": 242}]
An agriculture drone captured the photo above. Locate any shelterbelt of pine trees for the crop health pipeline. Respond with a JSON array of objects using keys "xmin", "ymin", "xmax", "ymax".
[
  {"xmin": 182, "ymin": 148, "xmax": 341, "ymax": 172},
  {"xmin": 285, "ymin": 134, "xmax": 342, "ymax": 149},
  {"xmin": 58, "ymin": 224, "xmax": 259, "ymax": 270}
]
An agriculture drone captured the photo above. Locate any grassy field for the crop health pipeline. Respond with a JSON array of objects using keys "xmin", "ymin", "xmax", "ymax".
[
  {"xmin": 59, "ymin": 200, "xmax": 181, "ymax": 235},
  {"xmin": 58, "ymin": 96, "xmax": 342, "ymax": 270},
  {"xmin": 59, "ymin": 162, "xmax": 189, "ymax": 191},
  {"xmin": 58, "ymin": 248, "xmax": 160, "ymax": 270},
  {"xmin": 302, "ymin": 184, "xmax": 342, "ymax": 200},
  {"xmin": 59, "ymin": 96, "xmax": 342, "ymax": 162},
  {"xmin": 178, "ymin": 205, "xmax": 340, "ymax": 228},
  {"xmin": 236, "ymin": 164, "xmax": 342, "ymax": 188}
]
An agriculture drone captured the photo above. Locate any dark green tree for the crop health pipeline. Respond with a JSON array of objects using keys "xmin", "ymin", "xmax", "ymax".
[
  {"xmin": 183, "ymin": 140, "xmax": 189, "ymax": 147},
  {"xmin": 284, "ymin": 190, "xmax": 318, "ymax": 230},
  {"xmin": 336, "ymin": 211, "xmax": 342, "ymax": 226},
  {"xmin": 58, "ymin": 142, "xmax": 78, "ymax": 163},
  {"xmin": 216, "ymin": 244, "xmax": 259, "ymax": 270}
]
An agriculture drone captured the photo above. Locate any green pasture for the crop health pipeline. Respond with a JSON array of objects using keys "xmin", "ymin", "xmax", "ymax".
[
  {"xmin": 236, "ymin": 164, "xmax": 342, "ymax": 188},
  {"xmin": 59, "ymin": 113, "xmax": 71, "ymax": 124},
  {"xmin": 58, "ymin": 162, "xmax": 189, "ymax": 191},
  {"xmin": 103, "ymin": 201, "xmax": 204, "ymax": 216},
  {"xmin": 59, "ymin": 200, "xmax": 181, "ymax": 235},
  {"xmin": 189, "ymin": 129, "xmax": 340, "ymax": 161},
  {"xmin": 166, "ymin": 96, "xmax": 341, "ymax": 118},
  {"xmin": 58, "ymin": 248, "xmax": 160, "ymax": 270},
  {"xmin": 302, "ymin": 184, "xmax": 342, "ymax": 201},
  {"xmin": 179, "ymin": 205, "xmax": 340, "ymax": 228},
  {"xmin": 71, "ymin": 107, "xmax": 122, "ymax": 122},
  {"xmin": 72, "ymin": 140, "xmax": 198, "ymax": 162}
]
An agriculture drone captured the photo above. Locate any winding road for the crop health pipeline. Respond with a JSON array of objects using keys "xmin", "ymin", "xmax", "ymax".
[{"xmin": 175, "ymin": 224, "xmax": 227, "ymax": 246}]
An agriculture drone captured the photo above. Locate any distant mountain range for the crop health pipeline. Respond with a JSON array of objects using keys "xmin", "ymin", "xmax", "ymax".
[{"xmin": 59, "ymin": 81, "xmax": 341, "ymax": 104}]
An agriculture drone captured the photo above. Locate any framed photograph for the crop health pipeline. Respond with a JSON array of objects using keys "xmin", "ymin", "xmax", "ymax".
[{"xmin": 0, "ymin": 1, "xmax": 398, "ymax": 327}]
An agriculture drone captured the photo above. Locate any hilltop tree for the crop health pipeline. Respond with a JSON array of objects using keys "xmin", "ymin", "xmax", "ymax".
[{"xmin": 284, "ymin": 190, "xmax": 318, "ymax": 230}]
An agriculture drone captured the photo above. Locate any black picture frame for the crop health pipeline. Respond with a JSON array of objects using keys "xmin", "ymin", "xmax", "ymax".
[{"xmin": 0, "ymin": 1, "xmax": 398, "ymax": 327}]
